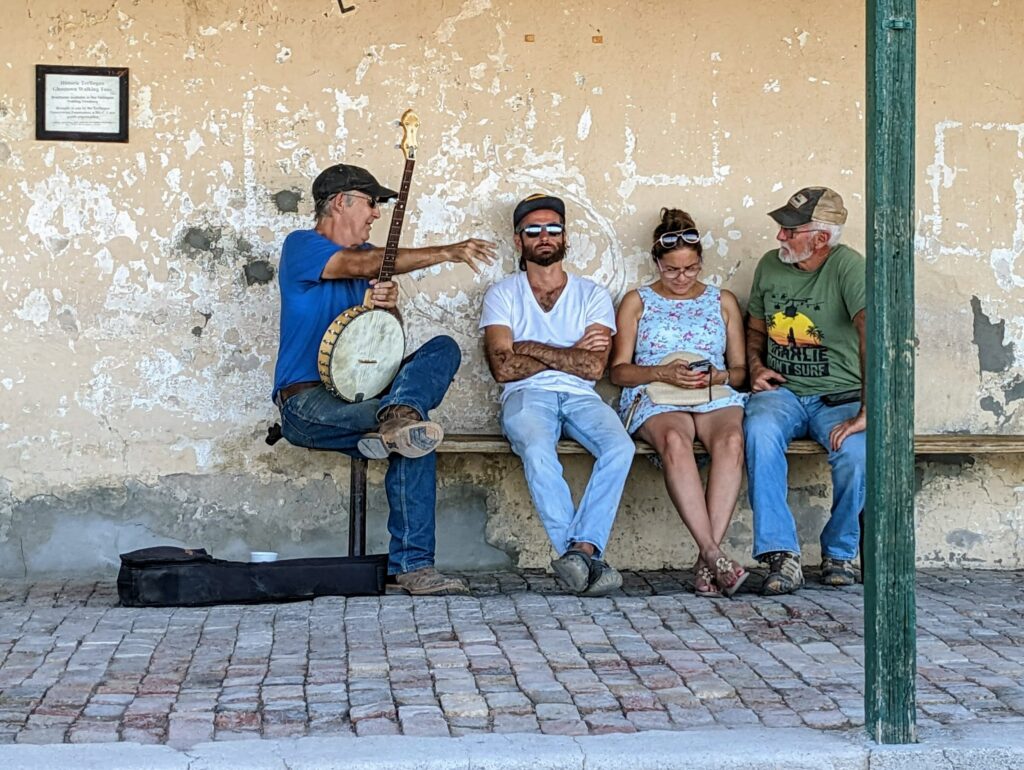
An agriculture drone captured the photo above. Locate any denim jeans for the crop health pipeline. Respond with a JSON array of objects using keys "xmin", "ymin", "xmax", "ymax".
[
  {"xmin": 744, "ymin": 388, "xmax": 866, "ymax": 561},
  {"xmin": 501, "ymin": 389, "xmax": 635, "ymax": 558},
  {"xmin": 278, "ymin": 335, "xmax": 461, "ymax": 575}
]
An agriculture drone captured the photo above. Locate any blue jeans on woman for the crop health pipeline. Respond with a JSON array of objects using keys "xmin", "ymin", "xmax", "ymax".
[
  {"xmin": 501, "ymin": 389, "xmax": 635, "ymax": 558},
  {"xmin": 744, "ymin": 388, "xmax": 866, "ymax": 561},
  {"xmin": 278, "ymin": 335, "xmax": 461, "ymax": 575}
]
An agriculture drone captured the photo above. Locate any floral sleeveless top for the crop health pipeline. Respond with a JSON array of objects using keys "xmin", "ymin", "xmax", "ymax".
[{"xmin": 617, "ymin": 284, "xmax": 747, "ymax": 433}]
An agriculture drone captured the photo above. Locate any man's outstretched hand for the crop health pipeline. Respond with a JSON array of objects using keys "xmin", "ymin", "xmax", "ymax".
[{"xmin": 441, "ymin": 238, "xmax": 497, "ymax": 274}]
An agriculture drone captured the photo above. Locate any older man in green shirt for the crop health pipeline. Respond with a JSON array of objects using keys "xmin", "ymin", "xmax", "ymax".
[{"xmin": 744, "ymin": 187, "xmax": 867, "ymax": 596}]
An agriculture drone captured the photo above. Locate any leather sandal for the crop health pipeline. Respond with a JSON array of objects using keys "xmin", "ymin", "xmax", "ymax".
[{"xmin": 713, "ymin": 555, "xmax": 749, "ymax": 598}]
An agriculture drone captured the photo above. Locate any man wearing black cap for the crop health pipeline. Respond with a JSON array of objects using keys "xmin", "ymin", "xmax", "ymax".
[
  {"xmin": 744, "ymin": 186, "xmax": 867, "ymax": 595},
  {"xmin": 479, "ymin": 194, "xmax": 635, "ymax": 596},
  {"xmin": 271, "ymin": 163, "xmax": 495, "ymax": 595}
]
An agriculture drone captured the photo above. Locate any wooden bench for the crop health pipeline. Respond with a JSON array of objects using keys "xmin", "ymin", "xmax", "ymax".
[{"xmin": 344, "ymin": 434, "xmax": 1024, "ymax": 556}]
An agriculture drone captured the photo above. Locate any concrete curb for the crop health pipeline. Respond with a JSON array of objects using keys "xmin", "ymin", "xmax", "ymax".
[{"xmin": 1, "ymin": 724, "xmax": 1022, "ymax": 769}]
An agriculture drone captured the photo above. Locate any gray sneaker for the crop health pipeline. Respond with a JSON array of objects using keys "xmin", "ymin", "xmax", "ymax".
[
  {"xmin": 580, "ymin": 558, "xmax": 622, "ymax": 597},
  {"xmin": 761, "ymin": 552, "xmax": 804, "ymax": 596},
  {"xmin": 394, "ymin": 567, "xmax": 469, "ymax": 596},
  {"xmin": 551, "ymin": 549, "xmax": 591, "ymax": 593}
]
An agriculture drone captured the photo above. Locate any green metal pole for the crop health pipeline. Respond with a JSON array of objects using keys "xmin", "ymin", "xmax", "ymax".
[{"xmin": 865, "ymin": 0, "xmax": 917, "ymax": 744}]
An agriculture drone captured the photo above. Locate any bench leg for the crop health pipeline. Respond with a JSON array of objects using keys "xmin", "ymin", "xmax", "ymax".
[{"xmin": 348, "ymin": 457, "xmax": 367, "ymax": 557}]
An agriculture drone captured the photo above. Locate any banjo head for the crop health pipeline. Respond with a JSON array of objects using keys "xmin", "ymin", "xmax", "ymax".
[{"xmin": 321, "ymin": 308, "xmax": 405, "ymax": 402}]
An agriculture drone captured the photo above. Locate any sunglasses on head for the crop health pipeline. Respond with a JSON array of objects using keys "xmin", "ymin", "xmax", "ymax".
[
  {"xmin": 657, "ymin": 228, "xmax": 701, "ymax": 249},
  {"xmin": 517, "ymin": 223, "xmax": 565, "ymax": 238}
]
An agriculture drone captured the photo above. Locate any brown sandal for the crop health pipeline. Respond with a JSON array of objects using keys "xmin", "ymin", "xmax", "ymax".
[
  {"xmin": 693, "ymin": 562, "xmax": 722, "ymax": 598},
  {"xmin": 714, "ymin": 555, "xmax": 749, "ymax": 598}
]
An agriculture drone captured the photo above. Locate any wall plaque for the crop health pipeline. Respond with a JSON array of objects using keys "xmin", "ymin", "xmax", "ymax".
[{"xmin": 35, "ymin": 65, "xmax": 129, "ymax": 142}]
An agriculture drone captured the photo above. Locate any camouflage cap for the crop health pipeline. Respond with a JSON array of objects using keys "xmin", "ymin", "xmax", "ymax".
[{"xmin": 768, "ymin": 187, "xmax": 847, "ymax": 227}]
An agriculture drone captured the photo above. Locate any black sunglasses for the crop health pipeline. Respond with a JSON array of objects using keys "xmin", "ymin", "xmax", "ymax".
[
  {"xmin": 517, "ymin": 223, "xmax": 565, "ymax": 238},
  {"xmin": 345, "ymin": 192, "xmax": 380, "ymax": 209}
]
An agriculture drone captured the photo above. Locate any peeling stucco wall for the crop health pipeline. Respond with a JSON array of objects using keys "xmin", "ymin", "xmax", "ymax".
[{"xmin": 1, "ymin": 0, "xmax": 1022, "ymax": 575}]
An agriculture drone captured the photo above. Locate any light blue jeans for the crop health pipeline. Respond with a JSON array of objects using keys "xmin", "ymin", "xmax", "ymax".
[
  {"xmin": 744, "ymin": 388, "xmax": 866, "ymax": 561},
  {"xmin": 501, "ymin": 389, "xmax": 635, "ymax": 558}
]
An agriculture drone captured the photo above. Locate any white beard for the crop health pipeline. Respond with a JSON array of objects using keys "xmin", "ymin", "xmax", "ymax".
[{"xmin": 778, "ymin": 241, "xmax": 814, "ymax": 265}]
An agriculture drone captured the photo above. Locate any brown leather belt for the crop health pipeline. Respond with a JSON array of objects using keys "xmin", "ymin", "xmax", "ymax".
[{"xmin": 276, "ymin": 380, "xmax": 320, "ymax": 406}]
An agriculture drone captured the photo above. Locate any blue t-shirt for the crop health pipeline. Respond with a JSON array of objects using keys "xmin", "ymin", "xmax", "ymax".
[{"xmin": 272, "ymin": 230, "xmax": 370, "ymax": 400}]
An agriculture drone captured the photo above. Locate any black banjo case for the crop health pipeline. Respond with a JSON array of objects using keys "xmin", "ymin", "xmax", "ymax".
[{"xmin": 117, "ymin": 546, "xmax": 387, "ymax": 607}]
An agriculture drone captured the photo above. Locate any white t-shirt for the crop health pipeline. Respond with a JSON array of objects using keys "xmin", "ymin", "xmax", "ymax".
[{"xmin": 479, "ymin": 271, "xmax": 616, "ymax": 402}]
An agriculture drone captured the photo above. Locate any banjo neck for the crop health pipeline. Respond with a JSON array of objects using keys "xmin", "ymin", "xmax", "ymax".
[
  {"xmin": 378, "ymin": 155, "xmax": 415, "ymax": 283},
  {"xmin": 371, "ymin": 108, "xmax": 419, "ymax": 293}
]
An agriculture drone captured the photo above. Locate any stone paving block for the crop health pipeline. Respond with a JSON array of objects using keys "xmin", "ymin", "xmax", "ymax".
[
  {"xmin": 665, "ymin": 703, "xmax": 716, "ymax": 727},
  {"xmin": 348, "ymin": 701, "xmax": 396, "ymax": 723},
  {"xmin": 535, "ymin": 702, "xmax": 581, "ymax": 721},
  {"xmin": 584, "ymin": 711, "xmax": 637, "ymax": 734},
  {"xmin": 625, "ymin": 709, "xmax": 672, "ymax": 730},
  {"xmin": 166, "ymin": 715, "xmax": 215, "ymax": 748},
  {"xmin": 485, "ymin": 691, "xmax": 533, "ymax": 713},
  {"xmin": 14, "ymin": 727, "xmax": 68, "ymax": 744},
  {"xmin": 571, "ymin": 690, "xmax": 625, "ymax": 714},
  {"xmin": 538, "ymin": 718, "xmax": 588, "ymax": 735},
  {"xmin": 393, "ymin": 686, "xmax": 438, "ymax": 705},
  {"xmin": 448, "ymin": 716, "xmax": 490, "ymax": 730},
  {"xmin": 492, "ymin": 713, "xmax": 541, "ymax": 733},
  {"xmin": 440, "ymin": 694, "xmax": 488, "ymax": 719}
]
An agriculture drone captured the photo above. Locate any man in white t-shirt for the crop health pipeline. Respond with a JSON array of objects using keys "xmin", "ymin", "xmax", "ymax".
[{"xmin": 480, "ymin": 194, "xmax": 635, "ymax": 596}]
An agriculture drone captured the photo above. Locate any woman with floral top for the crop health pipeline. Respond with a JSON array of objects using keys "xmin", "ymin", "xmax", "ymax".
[{"xmin": 610, "ymin": 208, "xmax": 748, "ymax": 597}]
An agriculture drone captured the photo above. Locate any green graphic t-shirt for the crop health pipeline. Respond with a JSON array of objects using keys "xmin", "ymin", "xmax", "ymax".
[{"xmin": 747, "ymin": 244, "xmax": 866, "ymax": 396}]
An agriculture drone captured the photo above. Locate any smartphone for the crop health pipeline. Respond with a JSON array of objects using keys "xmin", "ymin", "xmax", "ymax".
[
  {"xmin": 821, "ymin": 388, "xmax": 861, "ymax": 406},
  {"xmin": 688, "ymin": 359, "xmax": 712, "ymax": 373}
]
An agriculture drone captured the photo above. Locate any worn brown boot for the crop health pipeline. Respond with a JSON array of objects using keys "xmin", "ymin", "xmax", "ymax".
[
  {"xmin": 394, "ymin": 566, "xmax": 469, "ymax": 596},
  {"xmin": 357, "ymin": 405, "xmax": 444, "ymax": 459}
]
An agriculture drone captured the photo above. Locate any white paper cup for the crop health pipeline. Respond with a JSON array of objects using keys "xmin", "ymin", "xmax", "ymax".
[{"xmin": 250, "ymin": 551, "xmax": 278, "ymax": 563}]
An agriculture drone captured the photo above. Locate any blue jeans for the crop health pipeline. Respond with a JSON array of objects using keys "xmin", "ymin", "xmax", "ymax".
[
  {"xmin": 278, "ymin": 335, "xmax": 460, "ymax": 575},
  {"xmin": 744, "ymin": 388, "xmax": 866, "ymax": 561},
  {"xmin": 501, "ymin": 389, "xmax": 635, "ymax": 558}
]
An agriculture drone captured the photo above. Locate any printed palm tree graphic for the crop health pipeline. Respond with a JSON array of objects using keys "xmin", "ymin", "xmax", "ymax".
[{"xmin": 769, "ymin": 298, "xmax": 820, "ymax": 348}]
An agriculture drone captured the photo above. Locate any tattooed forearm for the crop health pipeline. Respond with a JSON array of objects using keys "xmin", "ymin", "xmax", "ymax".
[
  {"xmin": 514, "ymin": 341, "xmax": 606, "ymax": 380},
  {"xmin": 486, "ymin": 349, "xmax": 549, "ymax": 383}
]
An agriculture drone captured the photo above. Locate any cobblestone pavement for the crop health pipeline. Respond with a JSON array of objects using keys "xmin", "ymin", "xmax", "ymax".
[{"xmin": 0, "ymin": 569, "xmax": 1022, "ymax": 749}]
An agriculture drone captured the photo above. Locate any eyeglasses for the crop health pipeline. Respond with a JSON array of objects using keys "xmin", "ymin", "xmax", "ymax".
[
  {"xmin": 779, "ymin": 226, "xmax": 826, "ymax": 237},
  {"xmin": 517, "ymin": 223, "xmax": 565, "ymax": 238},
  {"xmin": 656, "ymin": 229, "xmax": 701, "ymax": 249},
  {"xmin": 344, "ymin": 192, "xmax": 381, "ymax": 209},
  {"xmin": 657, "ymin": 259, "xmax": 702, "ymax": 279}
]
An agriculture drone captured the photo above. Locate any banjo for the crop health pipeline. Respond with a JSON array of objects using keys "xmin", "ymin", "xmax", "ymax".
[{"xmin": 317, "ymin": 110, "xmax": 419, "ymax": 402}]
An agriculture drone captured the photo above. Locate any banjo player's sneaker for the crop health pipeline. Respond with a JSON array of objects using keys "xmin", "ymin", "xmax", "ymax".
[{"xmin": 357, "ymin": 405, "xmax": 444, "ymax": 459}]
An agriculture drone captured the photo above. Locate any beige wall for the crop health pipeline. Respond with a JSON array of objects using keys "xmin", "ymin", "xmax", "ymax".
[{"xmin": 0, "ymin": 1, "xmax": 1022, "ymax": 574}]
